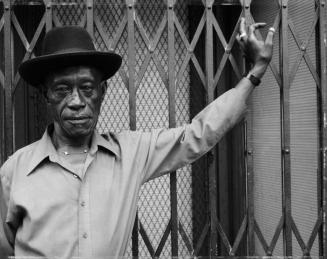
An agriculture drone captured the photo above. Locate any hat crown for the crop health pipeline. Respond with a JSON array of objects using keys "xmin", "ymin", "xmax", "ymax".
[{"xmin": 42, "ymin": 26, "xmax": 95, "ymax": 55}]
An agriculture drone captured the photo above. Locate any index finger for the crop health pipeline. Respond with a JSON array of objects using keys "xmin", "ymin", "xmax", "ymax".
[
  {"xmin": 249, "ymin": 23, "xmax": 267, "ymax": 37},
  {"xmin": 239, "ymin": 17, "xmax": 246, "ymax": 34}
]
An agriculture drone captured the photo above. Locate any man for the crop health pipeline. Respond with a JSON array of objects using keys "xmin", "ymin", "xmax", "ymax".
[{"xmin": 0, "ymin": 18, "xmax": 274, "ymax": 258}]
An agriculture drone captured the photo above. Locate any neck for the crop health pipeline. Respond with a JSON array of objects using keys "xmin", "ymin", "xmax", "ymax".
[{"xmin": 52, "ymin": 129, "xmax": 92, "ymax": 153}]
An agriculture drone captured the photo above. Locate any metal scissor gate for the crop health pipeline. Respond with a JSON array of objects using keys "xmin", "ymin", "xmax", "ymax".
[{"xmin": 0, "ymin": 0, "xmax": 326, "ymax": 257}]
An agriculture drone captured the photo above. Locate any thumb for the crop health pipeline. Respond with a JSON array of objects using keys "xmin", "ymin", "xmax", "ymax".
[{"xmin": 265, "ymin": 27, "xmax": 275, "ymax": 45}]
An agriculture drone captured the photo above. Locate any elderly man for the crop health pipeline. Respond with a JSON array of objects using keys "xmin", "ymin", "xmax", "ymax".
[{"xmin": 0, "ymin": 18, "xmax": 274, "ymax": 258}]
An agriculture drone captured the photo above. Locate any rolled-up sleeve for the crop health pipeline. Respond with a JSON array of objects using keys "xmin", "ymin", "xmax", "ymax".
[
  {"xmin": 0, "ymin": 168, "xmax": 14, "ymax": 258},
  {"xmin": 143, "ymin": 87, "xmax": 247, "ymax": 182}
]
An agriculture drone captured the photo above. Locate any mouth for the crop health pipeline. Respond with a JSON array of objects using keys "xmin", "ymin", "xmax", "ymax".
[{"xmin": 64, "ymin": 116, "xmax": 91, "ymax": 124}]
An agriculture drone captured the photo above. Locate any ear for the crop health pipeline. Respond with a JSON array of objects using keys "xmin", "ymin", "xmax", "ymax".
[{"xmin": 100, "ymin": 81, "xmax": 108, "ymax": 101}]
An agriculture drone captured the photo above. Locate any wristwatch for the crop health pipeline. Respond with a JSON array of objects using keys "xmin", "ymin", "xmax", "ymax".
[{"xmin": 246, "ymin": 73, "xmax": 261, "ymax": 87}]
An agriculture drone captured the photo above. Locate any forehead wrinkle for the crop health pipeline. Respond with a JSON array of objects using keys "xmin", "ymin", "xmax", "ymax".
[{"xmin": 47, "ymin": 66, "xmax": 100, "ymax": 86}]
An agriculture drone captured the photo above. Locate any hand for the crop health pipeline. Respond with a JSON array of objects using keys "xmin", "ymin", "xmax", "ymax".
[{"xmin": 236, "ymin": 17, "xmax": 274, "ymax": 78}]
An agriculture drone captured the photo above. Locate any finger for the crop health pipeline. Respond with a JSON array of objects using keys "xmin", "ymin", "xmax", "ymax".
[
  {"xmin": 239, "ymin": 17, "xmax": 246, "ymax": 35},
  {"xmin": 236, "ymin": 34, "xmax": 245, "ymax": 49},
  {"xmin": 265, "ymin": 27, "xmax": 275, "ymax": 45},
  {"xmin": 249, "ymin": 22, "xmax": 267, "ymax": 36}
]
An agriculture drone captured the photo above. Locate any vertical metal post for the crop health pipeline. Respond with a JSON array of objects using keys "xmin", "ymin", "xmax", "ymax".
[
  {"xmin": 44, "ymin": 0, "xmax": 52, "ymax": 31},
  {"xmin": 205, "ymin": 0, "xmax": 218, "ymax": 256},
  {"xmin": 242, "ymin": 0, "xmax": 255, "ymax": 255},
  {"xmin": 319, "ymin": 0, "xmax": 327, "ymax": 257},
  {"xmin": 242, "ymin": 0, "xmax": 255, "ymax": 256},
  {"xmin": 280, "ymin": 0, "xmax": 292, "ymax": 255},
  {"xmin": 86, "ymin": 0, "xmax": 94, "ymax": 38},
  {"xmin": 126, "ymin": 0, "xmax": 138, "ymax": 256},
  {"xmin": 4, "ymin": 0, "xmax": 12, "ymax": 159},
  {"xmin": 167, "ymin": 0, "xmax": 178, "ymax": 256}
]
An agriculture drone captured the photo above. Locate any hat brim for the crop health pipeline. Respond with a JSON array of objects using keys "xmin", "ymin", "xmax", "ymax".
[{"xmin": 18, "ymin": 51, "xmax": 122, "ymax": 87}]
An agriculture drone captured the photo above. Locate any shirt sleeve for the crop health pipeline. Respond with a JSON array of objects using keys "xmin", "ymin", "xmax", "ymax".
[
  {"xmin": 0, "ymin": 167, "xmax": 15, "ymax": 257},
  {"xmin": 142, "ymin": 87, "xmax": 247, "ymax": 182}
]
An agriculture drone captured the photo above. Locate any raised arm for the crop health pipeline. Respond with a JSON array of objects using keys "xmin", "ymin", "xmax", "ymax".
[{"xmin": 141, "ymin": 18, "xmax": 275, "ymax": 182}]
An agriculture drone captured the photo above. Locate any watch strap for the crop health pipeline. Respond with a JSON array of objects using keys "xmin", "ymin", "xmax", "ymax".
[{"xmin": 246, "ymin": 73, "xmax": 261, "ymax": 87}]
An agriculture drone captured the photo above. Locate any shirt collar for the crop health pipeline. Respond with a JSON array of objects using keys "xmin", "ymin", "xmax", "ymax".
[{"xmin": 26, "ymin": 125, "xmax": 120, "ymax": 176}]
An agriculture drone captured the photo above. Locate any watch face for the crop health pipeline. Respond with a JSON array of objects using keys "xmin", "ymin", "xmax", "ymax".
[{"xmin": 248, "ymin": 74, "xmax": 261, "ymax": 86}]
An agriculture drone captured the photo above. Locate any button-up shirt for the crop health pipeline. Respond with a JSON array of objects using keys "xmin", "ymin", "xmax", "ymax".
[{"xmin": 0, "ymin": 87, "xmax": 247, "ymax": 258}]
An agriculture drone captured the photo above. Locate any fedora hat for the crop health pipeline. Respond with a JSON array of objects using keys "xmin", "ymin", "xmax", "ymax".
[{"xmin": 19, "ymin": 26, "xmax": 122, "ymax": 87}]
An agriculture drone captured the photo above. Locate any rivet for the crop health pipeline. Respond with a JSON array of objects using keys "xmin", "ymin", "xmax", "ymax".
[
  {"xmin": 46, "ymin": 4, "xmax": 51, "ymax": 9},
  {"xmin": 225, "ymin": 47, "xmax": 231, "ymax": 54},
  {"xmin": 247, "ymin": 150, "xmax": 253, "ymax": 155},
  {"xmin": 301, "ymin": 45, "xmax": 306, "ymax": 51},
  {"xmin": 267, "ymin": 250, "xmax": 272, "ymax": 256},
  {"xmin": 322, "ymin": 1, "xmax": 325, "ymax": 7},
  {"xmin": 283, "ymin": 4, "xmax": 287, "ymax": 8},
  {"xmin": 245, "ymin": 4, "xmax": 249, "ymax": 9},
  {"xmin": 284, "ymin": 148, "xmax": 290, "ymax": 154},
  {"xmin": 87, "ymin": 5, "xmax": 92, "ymax": 9},
  {"xmin": 4, "ymin": 6, "xmax": 9, "ymax": 11}
]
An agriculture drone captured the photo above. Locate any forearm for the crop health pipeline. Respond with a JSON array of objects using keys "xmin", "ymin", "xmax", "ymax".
[{"xmin": 234, "ymin": 63, "xmax": 267, "ymax": 103}]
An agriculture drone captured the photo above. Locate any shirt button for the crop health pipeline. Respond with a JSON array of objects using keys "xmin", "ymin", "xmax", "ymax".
[
  {"xmin": 83, "ymin": 233, "xmax": 88, "ymax": 239},
  {"xmin": 81, "ymin": 201, "xmax": 85, "ymax": 207}
]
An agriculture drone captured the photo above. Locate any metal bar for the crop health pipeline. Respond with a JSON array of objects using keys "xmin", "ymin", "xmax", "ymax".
[
  {"xmin": 43, "ymin": 0, "xmax": 52, "ymax": 31},
  {"xmin": 191, "ymin": 55, "xmax": 206, "ymax": 87},
  {"xmin": 139, "ymin": 221, "xmax": 155, "ymax": 256},
  {"xmin": 268, "ymin": 215, "xmax": 284, "ymax": 255},
  {"xmin": 86, "ymin": 0, "xmax": 93, "ymax": 37},
  {"xmin": 318, "ymin": 0, "xmax": 327, "ymax": 257},
  {"xmin": 126, "ymin": 0, "xmax": 137, "ymax": 256},
  {"xmin": 111, "ymin": 15, "xmax": 127, "ymax": 50},
  {"xmin": 242, "ymin": 0, "xmax": 255, "ymax": 255},
  {"xmin": 230, "ymin": 215, "xmax": 248, "ymax": 255},
  {"xmin": 134, "ymin": 13, "xmax": 167, "ymax": 90},
  {"xmin": 94, "ymin": 15, "xmax": 112, "ymax": 50},
  {"xmin": 0, "ymin": 15, "xmax": 4, "ymax": 32},
  {"xmin": 306, "ymin": 209, "xmax": 323, "ymax": 253},
  {"xmin": 254, "ymin": 219, "xmax": 269, "ymax": 253},
  {"xmin": 216, "ymin": 220, "xmax": 232, "ymax": 254},
  {"xmin": 0, "ymin": 5, "xmax": 4, "ymax": 164},
  {"xmin": 290, "ymin": 216, "xmax": 307, "ymax": 254},
  {"xmin": 12, "ymin": 13, "xmax": 46, "ymax": 94},
  {"xmin": 205, "ymin": 0, "xmax": 217, "ymax": 257},
  {"xmin": 194, "ymin": 222, "xmax": 210, "ymax": 256},
  {"xmin": 152, "ymin": 55, "xmax": 169, "ymax": 90},
  {"xmin": 178, "ymin": 221, "xmax": 193, "ymax": 253},
  {"xmin": 154, "ymin": 220, "xmax": 172, "ymax": 257},
  {"xmin": 4, "ymin": 0, "xmax": 12, "ymax": 159},
  {"xmin": 167, "ymin": 0, "xmax": 178, "ymax": 256},
  {"xmin": 288, "ymin": 17, "xmax": 320, "ymax": 88},
  {"xmin": 280, "ymin": 0, "xmax": 292, "ymax": 255}
]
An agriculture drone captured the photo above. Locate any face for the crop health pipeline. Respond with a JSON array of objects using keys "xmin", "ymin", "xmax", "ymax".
[{"xmin": 45, "ymin": 66, "xmax": 104, "ymax": 140}]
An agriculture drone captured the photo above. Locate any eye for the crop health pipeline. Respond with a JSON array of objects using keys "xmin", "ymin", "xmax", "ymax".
[
  {"xmin": 80, "ymin": 84, "xmax": 95, "ymax": 93},
  {"xmin": 53, "ymin": 84, "xmax": 70, "ymax": 94}
]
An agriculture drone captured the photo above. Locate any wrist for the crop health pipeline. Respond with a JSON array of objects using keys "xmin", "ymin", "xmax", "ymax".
[
  {"xmin": 249, "ymin": 63, "xmax": 268, "ymax": 79},
  {"xmin": 245, "ymin": 73, "xmax": 261, "ymax": 87}
]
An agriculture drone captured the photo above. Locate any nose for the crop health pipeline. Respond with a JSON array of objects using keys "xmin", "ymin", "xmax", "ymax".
[{"xmin": 67, "ymin": 88, "xmax": 85, "ymax": 110}]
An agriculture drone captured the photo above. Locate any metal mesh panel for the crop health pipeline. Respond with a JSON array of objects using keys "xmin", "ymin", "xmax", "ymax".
[
  {"xmin": 53, "ymin": 0, "xmax": 85, "ymax": 26},
  {"xmin": 288, "ymin": 0, "xmax": 319, "ymax": 256},
  {"xmin": 94, "ymin": 1, "xmax": 130, "ymax": 133},
  {"xmin": 250, "ymin": 0, "xmax": 283, "ymax": 256},
  {"xmin": 134, "ymin": 2, "xmax": 170, "ymax": 255}
]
